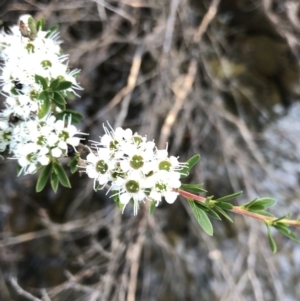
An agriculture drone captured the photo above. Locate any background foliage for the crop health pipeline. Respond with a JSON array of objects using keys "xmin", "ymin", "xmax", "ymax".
[{"xmin": 1, "ymin": 0, "xmax": 300, "ymax": 300}]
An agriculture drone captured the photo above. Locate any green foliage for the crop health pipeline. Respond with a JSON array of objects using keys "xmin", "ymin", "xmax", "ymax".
[
  {"xmin": 180, "ymin": 183, "xmax": 207, "ymax": 193},
  {"xmin": 36, "ymin": 163, "xmax": 52, "ymax": 192},
  {"xmin": 214, "ymin": 206, "xmax": 233, "ymax": 223},
  {"xmin": 52, "ymin": 92, "xmax": 66, "ymax": 111},
  {"xmin": 50, "ymin": 172, "xmax": 59, "ymax": 193},
  {"xmin": 68, "ymin": 155, "xmax": 80, "ymax": 174},
  {"xmin": 180, "ymin": 155, "xmax": 201, "ymax": 178},
  {"xmin": 35, "ymin": 75, "xmax": 48, "ymax": 90},
  {"xmin": 54, "ymin": 81, "xmax": 73, "ymax": 91},
  {"xmin": 188, "ymin": 200, "xmax": 213, "ymax": 236},
  {"xmin": 266, "ymin": 224, "xmax": 277, "ymax": 254},
  {"xmin": 37, "ymin": 94, "xmax": 50, "ymax": 119},
  {"xmin": 149, "ymin": 200, "xmax": 156, "ymax": 215},
  {"xmin": 52, "ymin": 161, "xmax": 71, "ymax": 188},
  {"xmin": 215, "ymin": 191, "xmax": 243, "ymax": 203},
  {"xmin": 273, "ymin": 223, "xmax": 300, "ymax": 243},
  {"xmin": 112, "ymin": 192, "xmax": 123, "ymax": 210},
  {"xmin": 55, "ymin": 109, "xmax": 83, "ymax": 124},
  {"xmin": 36, "ymin": 18, "xmax": 45, "ymax": 31},
  {"xmin": 45, "ymin": 24, "xmax": 59, "ymax": 39}
]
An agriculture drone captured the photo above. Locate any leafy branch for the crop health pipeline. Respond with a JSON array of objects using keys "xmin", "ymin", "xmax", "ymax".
[{"xmin": 178, "ymin": 154, "xmax": 300, "ymax": 253}]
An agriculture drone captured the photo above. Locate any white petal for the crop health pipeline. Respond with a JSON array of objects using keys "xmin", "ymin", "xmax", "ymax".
[
  {"xmin": 119, "ymin": 193, "xmax": 131, "ymax": 204},
  {"xmin": 164, "ymin": 191, "xmax": 178, "ymax": 204}
]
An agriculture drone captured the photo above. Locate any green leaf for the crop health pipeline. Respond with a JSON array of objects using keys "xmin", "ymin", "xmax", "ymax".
[
  {"xmin": 35, "ymin": 75, "xmax": 48, "ymax": 90},
  {"xmin": 38, "ymin": 95, "xmax": 50, "ymax": 119},
  {"xmin": 180, "ymin": 154, "xmax": 201, "ymax": 178},
  {"xmin": 215, "ymin": 206, "xmax": 233, "ymax": 223},
  {"xmin": 28, "ymin": 16, "xmax": 37, "ymax": 40},
  {"xmin": 215, "ymin": 191, "xmax": 243, "ymax": 203},
  {"xmin": 266, "ymin": 224, "xmax": 277, "ymax": 254},
  {"xmin": 50, "ymin": 172, "xmax": 59, "ymax": 193},
  {"xmin": 215, "ymin": 202, "xmax": 234, "ymax": 210},
  {"xmin": 188, "ymin": 200, "xmax": 213, "ymax": 236},
  {"xmin": 45, "ymin": 24, "xmax": 59, "ymax": 39},
  {"xmin": 206, "ymin": 209, "xmax": 221, "ymax": 220},
  {"xmin": 274, "ymin": 224, "xmax": 300, "ymax": 243},
  {"xmin": 112, "ymin": 192, "xmax": 123, "ymax": 210},
  {"xmin": 36, "ymin": 18, "xmax": 45, "ymax": 31},
  {"xmin": 52, "ymin": 91, "xmax": 66, "ymax": 111},
  {"xmin": 247, "ymin": 204, "xmax": 266, "ymax": 211},
  {"xmin": 249, "ymin": 210, "xmax": 275, "ymax": 217},
  {"xmin": 36, "ymin": 163, "xmax": 52, "ymax": 192},
  {"xmin": 180, "ymin": 183, "xmax": 207, "ymax": 193},
  {"xmin": 49, "ymin": 78, "xmax": 61, "ymax": 90},
  {"xmin": 194, "ymin": 200, "xmax": 210, "ymax": 210},
  {"xmin": 205, "ymin": 196, "xmax": 213, "ymax": 206},
  {"xmin": 272, "ymin": 214, "xmax": 291, "ymax": 224},
  {"xmin": 54, "ymin": 81, "xmax": 73, "ymax": 91},
  {"xmin": 254, "ymin": 198, "xmax": 277, "ymax": 209},
  {"xmin": 55, "ymin": 109, "xmax": 83, "ymax": 124},
  {"xmin": 68, "ymin": 155, "xmax": 79, "ymax": 174},
  {"xmin": 149, "ymin": 200, "xmax": 156, "ymax": 215},
  {"xmin": 38, "ymin": 91, "xmax": 48, "ymax": 101},
  {"xmin": 53, "ymin": 162, "xmax": 71, "ymax": 188}
]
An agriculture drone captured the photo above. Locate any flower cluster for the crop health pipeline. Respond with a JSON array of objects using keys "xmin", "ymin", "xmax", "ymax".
[
  {"xmin": 84, "ymin": 125, "xmax": 186, "ymax": 215},
  {"xmin": 0, "ymin": 15, "xmax": 82, "ymax": 174}
]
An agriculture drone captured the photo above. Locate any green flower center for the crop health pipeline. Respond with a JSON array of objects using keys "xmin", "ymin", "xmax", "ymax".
[
  {"xmin": 155, "ymin": 182, "xmax": 167, "ymax": 192},
  {"xmin": 59, "ymin": 131, "xmax": 69, "ymax": 141},
  {"xmin": 109, "ymin": 140, "xmax": 119, "ymax": 150},
  {"xmin": 132, "ymin": 135, "xmax": 143, "ymax": 145},
  {"xmin": 37, "ymin": 135, "xmax": 47, "ymax": 146},
  {"xmin": 130, "ymin": 155, "xmax": 144, "ymax": 169},
  {"xmin": 111, "ymin": 168, "xmax": 125, "ymax": 180},
  {"xmin": 26, "ymin": 152, "xmax": 37, "ymax": 163},
  {"xmin": 30, "ymin": 90, "xmax": 39, "ymax": 100},
  {"xmin": 41, "ymin": 60, "xmax": 52, "ymax": 69},
  {"xmin": 96, "ymin": 160, "xmax": 108, "ymax": 174},
  {"xmin": 3, "ymin": 131, "xmax": 11, "ymax": 141},
  {"xmin": 26, "ymin": 43, "xmax": 35, "ymax": 53},
  {"xmin": 126, "ymin": 180, "xmax": 140, "ymax": 193},
  {"xmin": 158, "ymin": 160, "xmax": 171, "ymax": 171}
]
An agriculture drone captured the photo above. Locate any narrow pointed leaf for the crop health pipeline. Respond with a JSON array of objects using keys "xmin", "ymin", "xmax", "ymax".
[
  {"xmin": 53, "ymin": 162, "xmax": 71, "ymax": 188},
  {"xmin": 35, "ymin": 74, "xmax": 48, "ymax": 89},
  {"xmin": 52, "ymin": 91, "xmax": 66, "ymax": 110},
  {"xmin": 36, "ymin": 163, "xmax": 52, "ymax": 192},
  {"xmin": 180, "ymin": 154, "xmax": 201, "ymax": 178},
  {"xmin": 215, "ymin": 206, "xmax": 233, "ymax": 223},
  {"xmin": 50, "ymin": 172, "xmax": 59, "ymax": 193},
  {"xmin": 215, "ymin": 202, "xmax": 234, "ymax": 210},
  {"xmin": 149, "ymin": 200, "xmax": 156, "ymax": 215},
  {"xmin": 189, "ymin": 200, "xmax": 213, "ymax": 236},
  {"xmin": 55, "ymin": 81, "xmax": 72, "ymax": 91},
  {"xmin": 215, "ymin": 191, "xmax": 243, "ymax": 203},
  {"xmin": 180, "ymin": 183, "xmax": 207, "ymax": 193},
  {"xmin": 254, "ymin": 198, "xmax": 277, "ymax": 209},
  {"xmin": 266, "ymin": 224, "xmax": 277, "ymax": 253}
]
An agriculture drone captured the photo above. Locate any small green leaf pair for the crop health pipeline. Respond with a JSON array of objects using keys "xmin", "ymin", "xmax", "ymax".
[
  {"xmin": 36, "ymin": 160, "xmax": 72, "ymax": 193},
  {"xmin": 241, "ymin": 197, "xmax": 276, "ymax": 217},
  {"xmin": 35, "ymin": 75, "xmax": 73, "ymax": 118}
]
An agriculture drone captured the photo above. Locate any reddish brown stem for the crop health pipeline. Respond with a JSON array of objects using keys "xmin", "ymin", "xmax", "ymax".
[{"xmin": 178, "ymin": 189, "xmax": 300, "ymax": 228}]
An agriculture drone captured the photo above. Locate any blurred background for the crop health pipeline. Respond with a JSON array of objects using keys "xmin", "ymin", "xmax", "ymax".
[{"xmin": 1, "ymin": 0, "xmax": 300, "ymax": 300}]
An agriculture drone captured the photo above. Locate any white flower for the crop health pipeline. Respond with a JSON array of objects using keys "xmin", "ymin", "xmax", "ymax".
[
  {"xmin": 16, "ymin": 143, "xmax": 50, "ymax": 175},
  {"xmin": 0, "ymin": 120, "xmax": 12, "ymax": 152},
  {"xmin": 85, "ymin": 148, "xmax": 113, "ymax": 189},
  {"xmin": 149, "ymin": 170, "xmax": 181, "ymax": 205},
  {"xmin": 116, "ymin": 171, "xmax": 149, "ymax": 215}
]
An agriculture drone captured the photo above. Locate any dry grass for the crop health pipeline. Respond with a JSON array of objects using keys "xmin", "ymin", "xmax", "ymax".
[{"xmin": 1, "ymin": 0, "xmax": 300, "ymax": 300}]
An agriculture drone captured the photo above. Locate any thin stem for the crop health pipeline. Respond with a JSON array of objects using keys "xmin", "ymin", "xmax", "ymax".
[{"xmin": 178, "ymin": 189, "xmax": 300, "ymax": 228}]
